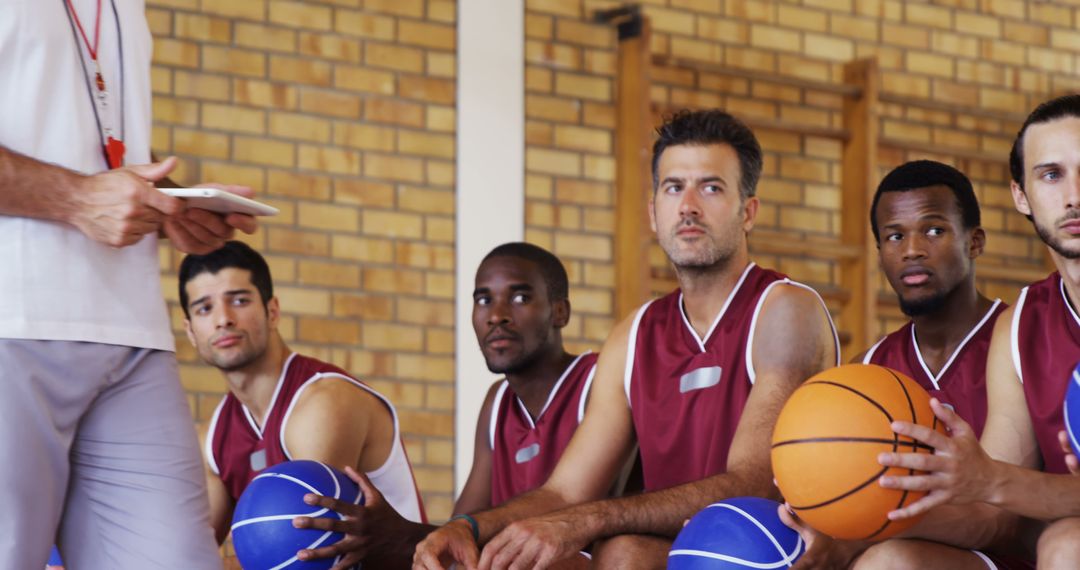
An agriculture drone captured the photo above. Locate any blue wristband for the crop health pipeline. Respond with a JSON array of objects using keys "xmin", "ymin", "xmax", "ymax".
[{"xmin": 449, "ymin": 513, "xmax": 480, "ymax": 542}]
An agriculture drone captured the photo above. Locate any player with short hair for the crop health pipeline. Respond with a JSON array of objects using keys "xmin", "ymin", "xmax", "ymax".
[
  {"xmin": 782, "ymin": 160, "xmax": 1030, "ymax": 569},
  {"xmin": 179, "ymin": 241, "xmax": 426, "ymax": 564},
  {"xmin": 287, "ymin": 242, "xmax": 597, "ymax": 569},
  {"xmin": 862, "ymin": 94, "xmax": 1080, "ymax": 569},
  {"xmin": 415, "ymin": 109, "xmax": 840, "ymax": 569},
  {"xmin": 862, "ymin": 160, "xmax": 1003, "ymax": 437}
]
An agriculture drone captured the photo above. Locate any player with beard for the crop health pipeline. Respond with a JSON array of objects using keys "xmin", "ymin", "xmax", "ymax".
[
  {"xmin": 860, "ymin": 160, "xmax": 1005, "ymax": 438},
  {"xmin": 284, "ymin": 242, "xmax": 596, "ymax": 569},
  {"xmin": 414, "ymin": 109, "xmax": 839, "ymax": 569},
  {"xmin": 178, "ymin": 241, "xmax": 426, "ymax": 559},
  {"xmin": 847, "ymin": 94, "xmax": 1080, "ymax": 568},
  {"xmin": 780, "ymin": 161, "xmax": 1034, "ymax": 570}
]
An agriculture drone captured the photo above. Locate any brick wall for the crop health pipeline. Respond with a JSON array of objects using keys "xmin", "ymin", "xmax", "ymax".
[
  {"xmin": 147, "ymin": 0, "xmax": 459, "ymax": 524},
  {"xmin": 152, "ymin": 0, "xmax": 1067, "ymax": 547},
  {"xmin": 525, "ymin": 0, "xmax": 1059, "ymax": 356}
]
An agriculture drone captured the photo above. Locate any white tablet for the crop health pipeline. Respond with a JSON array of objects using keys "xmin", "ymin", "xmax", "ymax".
[{"xmin": 162, "ymin": 188, "xmax": 279, "ymax": 216}]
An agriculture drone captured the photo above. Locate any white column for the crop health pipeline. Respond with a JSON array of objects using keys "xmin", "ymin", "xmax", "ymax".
[{"xmin": 455, "ymin": 0, "xmax": 524, "ymax": 495}]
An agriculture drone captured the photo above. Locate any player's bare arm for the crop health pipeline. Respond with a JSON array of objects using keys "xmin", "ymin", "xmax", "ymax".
[
  {"xmin": 286, "ymin": 378, "xmax": 430, "ymax": 569},
  {"xmin": 471, "ymin": 283, "xmax": 836, "ymax": 570},
  {"xmin": 880, "ymin": 305, "xmax": 1080, "ymax": 524},
  {"xmin": 413, "ymin": 317, "xmax": 637, "ymax": 570},
  {"xmin": 207, "ymin": 468, "xmax": 234, "ymax": 545},
  {"xmin": 454, "ymin": 381, "xmax": 502, "ymax": 516}
]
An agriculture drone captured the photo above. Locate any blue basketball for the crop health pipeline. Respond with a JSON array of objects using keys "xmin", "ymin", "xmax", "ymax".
[
  {"xmin": 231, "ymin": 460, "xmax": 363, "ymax": 570},
  {"xmin": 668, "ymin": 497, "xmax": 804, "ymax": 569},
  {"xmin": 1063, "ymin": 362, "xmax": 1080, "ymax": 458}
]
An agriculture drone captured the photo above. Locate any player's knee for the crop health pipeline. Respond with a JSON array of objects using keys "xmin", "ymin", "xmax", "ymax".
[
  {"xmin": 1038, "ymin": 517, "xmax": 1080, "ymax": 569},
  {"xmin": 591, "ymin": 534, "xmax": 669, "ymax": 569},
  {"xmin": 853, "ymin": 540, "xmax": 933, "ymax": 570}
]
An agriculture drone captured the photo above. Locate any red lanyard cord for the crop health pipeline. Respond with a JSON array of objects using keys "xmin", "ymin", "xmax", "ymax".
[{"xmin": 64, "ymin": 0, "xmax": 101, "ymax": 61}]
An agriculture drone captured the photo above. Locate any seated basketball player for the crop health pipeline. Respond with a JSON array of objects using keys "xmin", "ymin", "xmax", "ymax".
[
  {"xmin": 780, "ymin": 161, "xmax": 1030, "ymax": 569},
  {"xmin": 414, "ymin": 109, "xmax": 840, "ymax": 569},
  {"xmin": 290, "ymin": 242, "xmax": 598, "ymax": 568},
  {"xmin": 178, "ymin": 241, "xmax": 427, "ymax": 553},
  {"xmin": 846, "ymin": 94, "xmax": 1080, "ymax": 569}
]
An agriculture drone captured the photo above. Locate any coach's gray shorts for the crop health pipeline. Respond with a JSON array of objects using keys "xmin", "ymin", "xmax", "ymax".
[{"xmin": 0, "ymin": 339, "xmax": 221, "ymax": 569}]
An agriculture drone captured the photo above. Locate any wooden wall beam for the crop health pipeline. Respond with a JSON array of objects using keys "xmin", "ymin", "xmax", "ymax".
[
  {"xmin": 839, "ymin": 58, "xmax": 880, "ymax": 357},
  {"xmin": 611, "ymin": 11, "xmax": 653, "ymax": 320}
]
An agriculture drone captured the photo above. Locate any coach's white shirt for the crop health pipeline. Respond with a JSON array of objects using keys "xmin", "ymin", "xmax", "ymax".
[{"xmin": 0, "ymin": 1, "xmax": 172, "ymax": 351}]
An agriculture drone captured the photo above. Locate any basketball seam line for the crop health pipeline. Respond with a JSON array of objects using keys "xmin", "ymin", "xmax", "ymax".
[
  {"xmin": 771, "ymin": 436, "xmax": 933, "ymax": 452},
  {"xmin": 720, "ymin": 503, "xmax": 803, "ymax": 567},
  {"xmin": 789, "ymin": 463, "xmax": 888, "ymax": 511}
]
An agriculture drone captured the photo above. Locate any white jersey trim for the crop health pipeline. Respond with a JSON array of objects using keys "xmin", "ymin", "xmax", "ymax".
[
  {"xmin": 205, "ymin": 396, "xmax": 228, "ymax": 476},
  {"xmin": 862, "ymin": 336, "xmax": 887, "ymax": 364},
  {"xmin": 493, "ymin": 352, "xmax": 594, "ymax": 444},
  {"xmin": 1062, "ymin": 277, "xmax": 1080, "ymax": 329},
  {"xmin": 522, "ymin": 351, "xmax": 593, "ymax": 428},
  {"xmin": 1011, "ymin": 287, "xmax": 1029, "ymax": 385},
  {"xmin": 241, "ymin": 352, "xmax": 298, "ymax": 439},
  {"xmin": 577, "ymin": 363, "xmax": 597, "ymax": 424},
  {"xmin": 624, "ymin": 299, "xmax": 655, "ymax": 407},
  {"xmin": 911, "ymin": 299, "xmax": 1002, "ymax": 390},
  {"xmin": 744, "ymin": 279, "xmax": 840, "ymax": 385},
  {"xmin": 489, "ymin": 380, "xmax": 510, "ymax": 451},
  {"xmin": 970, "ymin": 549, "xmax": 998, "ymax": 570},
  {"xmin": 678, "ymin": 262, "xmax": 756, "ymax": 353},
  {"xmin": 277, "ymin": 365, "xmax": 424, "ymax": 522}
]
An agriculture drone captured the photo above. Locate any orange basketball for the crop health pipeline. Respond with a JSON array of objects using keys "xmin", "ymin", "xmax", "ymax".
[{"xmin": 771, "ymin": 363, "xmax": 944, "ymax": 541}]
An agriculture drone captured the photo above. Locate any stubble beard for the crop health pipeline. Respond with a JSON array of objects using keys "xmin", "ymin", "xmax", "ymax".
[
  {"xmin": 661, "ymin": 221, "xmax": 741, "ymax": 274},
  {"xmin": 483, "ymin": 327, "xmax": 552, "ymax": 375},
  {"xmin": 1034, "ymin": 211, "xmax": 1080, "ymax": 260},
  {"xmin": 207, "ymin": 338, "xmax": 267, "ymax": 373}
]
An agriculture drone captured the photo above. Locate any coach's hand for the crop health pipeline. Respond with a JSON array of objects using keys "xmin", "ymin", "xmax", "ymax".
[
  {"xmin": 162, "ymin": 182, "xmax": 257, "ymax": 254},
  {"xmin": 1057, "ymin": 430, "xmax": 1080, "ymax": 475},
  {"xmin": 477, "ymin": 511, "xmax": 586, "ymax": 570},
  {"xmin": 779, "ymin": 503, "xmax": 863, "ymax": 569},
  {"xmin": 877, "ymin": 398, "xmax": 999, "ymax": 519},
  {"xmin": 413, "ymin": 516, "xmax": 480, "ymax": 570},
  {"xmin": 294, "ymin": 466, "xmax": 422, "ymax": 570},
  {"xmin": 69, "ymin": 157, "xmax": 182, "ymax": 247}
]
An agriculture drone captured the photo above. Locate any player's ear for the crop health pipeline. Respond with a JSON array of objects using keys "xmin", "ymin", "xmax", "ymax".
[
  {"xmin": 741, "ymin": 195, "xmax": 759, "ymax": 233},
  {"xmin": 1011, "ymin": 180, "xmax": 1032, "ymax": 216},
  {"xmin": 969, "ymin": 226, "xmax": 986, "ymax": 259},
  {"xmin": 552, "ymin": 298, "xmax": 571, "ymax": 329},
  {"xmin": 267, "ymin": 297, "xmax": 281, "ymax": 328},
  {"xmin": 183, "ymin": 319, "xmax": 196, "ymax": 347}
]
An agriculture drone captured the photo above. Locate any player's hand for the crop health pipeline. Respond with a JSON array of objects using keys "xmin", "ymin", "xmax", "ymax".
[
  {"xmin": 162, "ymin": 182, "xmax": 257, "ymax": 254},
  {"xmin": 69, "ymin": 157, "xmax": 182, "ymax": 247},
  {"xmin": 477, "ymin": 512, "xmax": 587, "ymax": 570},
  {"xmin": 877, "ymin": 398, "xmax": 998, "ymax": 519},
  {"xmin": 1057, "ymin": 430, "xmax": 1080, "ymax": 475},
  {"xmin": 293, "ymin": 466, "xmax": 420, "ymax": 570},
  {"xmin": 413, "ymin": 517, "xmax": 480, "ymax": 570},
  {"xmin": 778, "ymin": 503, "xmax": 864, "ymax": 569}
]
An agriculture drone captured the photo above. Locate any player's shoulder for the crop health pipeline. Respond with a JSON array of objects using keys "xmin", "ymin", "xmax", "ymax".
[
  {"xmin": 756, "ymin": 279, "xmax": 827, "ymax": 318},
  {"xmin": 293, "ymin": 373, "xmax": 382, "ymax": 416}
]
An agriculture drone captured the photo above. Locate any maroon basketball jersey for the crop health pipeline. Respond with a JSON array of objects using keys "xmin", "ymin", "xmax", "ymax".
[
  {"xmin": 489, "ymin": 352, "xmax": 598, "ymax": 506},
  {"xmin": 206, "ymin": 353, "xmax": 426, "ymax": 522},
  {"xmin": 1013, "ymin": 273, "xmax": 1080, "ymax": 475},
  {"xmin": 863, "ymin": 300, "xmax": 1005, "ymax": 437},
  {"xmin": 626, "ymin": 263, "xmax": 839, "ymax": 491}
]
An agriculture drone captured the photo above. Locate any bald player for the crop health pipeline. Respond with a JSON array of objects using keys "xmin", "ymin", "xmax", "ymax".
[{"xmin": 414, "ymin": 109, "xmax": 839, "ymax": 569}]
